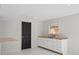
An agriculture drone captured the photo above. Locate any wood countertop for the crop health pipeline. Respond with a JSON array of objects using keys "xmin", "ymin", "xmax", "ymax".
[{"xmin": 38, "ymin": 35, "xmax": 68, "ymax": 40}]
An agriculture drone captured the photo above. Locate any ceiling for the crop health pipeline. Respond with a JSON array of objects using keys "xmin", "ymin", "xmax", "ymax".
[{"xmin": 0, "ymin": 4, "xmax": 79, "ymax": 21}]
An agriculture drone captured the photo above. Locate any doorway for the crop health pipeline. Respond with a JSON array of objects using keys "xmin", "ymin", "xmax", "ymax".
[{"xmin": 22, "ymin": 21, "xmax": 31, "ymax": 49}]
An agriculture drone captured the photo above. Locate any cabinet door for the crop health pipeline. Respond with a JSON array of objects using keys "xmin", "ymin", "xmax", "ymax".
[
  {"xmin": 38, "ymin": 38, "xmax": 48, "ymax": 48},
  {"xmin": 47, "ymin": 39, "xmax": 62, "ymax": 52}
]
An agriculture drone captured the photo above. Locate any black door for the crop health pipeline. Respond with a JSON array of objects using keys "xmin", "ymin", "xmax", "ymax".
[{"xmin": 22, "ymin": 22, "xmax": 31, "ymax": 49}]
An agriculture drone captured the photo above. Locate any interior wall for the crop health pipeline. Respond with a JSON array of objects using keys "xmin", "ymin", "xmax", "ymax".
[
  {"xmin": 42, "ymin": 13, "xmax": 79, "ymax": 55},
  {"xmin": 0, "ymin": 20, "xmax": 3, "ymax": 36},
  {"xmin": 0, "ymin": 16, "xmax": 43, "ymax": 52},
  {"xmin": 0, "ymin": 17, "xmax": 21, "ymax": 52},
  {"xmin": 0, "ymin": 20, "xmax": 5, "ymax": 37}
]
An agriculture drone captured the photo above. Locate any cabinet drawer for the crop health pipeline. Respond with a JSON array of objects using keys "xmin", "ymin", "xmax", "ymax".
[{"xmin": 47, "ymin": 39, "xmax": 62, "ymax": 52}]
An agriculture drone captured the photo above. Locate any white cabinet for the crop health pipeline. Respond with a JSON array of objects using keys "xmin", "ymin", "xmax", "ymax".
[{"xmin": 38, "ymin": 38, "xmax": 68, "ymax": 55}]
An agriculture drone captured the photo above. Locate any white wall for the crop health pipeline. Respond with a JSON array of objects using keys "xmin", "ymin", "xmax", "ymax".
[
  {"xmin": 0, "ymin": 17, "xmax": 21, "ymax": 52},
  {"xmin": 0, "ymin": 16, "xmax": 43, "ymax": 53},
  {"xmin": 42, "ymin": 13, "xmax": 79, "ymax": 55},
  {"xmin": 0, "ymin": 20, "xmax": 3, "ymax": 36},
  {"xmin": 0, "ymin": 20, "xmax": 5, "ymax": 36},
  {"xmin": 31, "ymin": 21, "xmax": 43, "ymax": 48}
]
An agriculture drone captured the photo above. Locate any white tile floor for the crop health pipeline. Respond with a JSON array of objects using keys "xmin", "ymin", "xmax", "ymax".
[{"xmin": 3, "ymin": 47, "xmax": 58, "ymax": 55}]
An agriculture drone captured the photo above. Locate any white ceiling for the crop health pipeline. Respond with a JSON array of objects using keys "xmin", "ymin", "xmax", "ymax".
[{"xmin": 0, "ymin": 4, "xmax": 79, "ymax": 21}]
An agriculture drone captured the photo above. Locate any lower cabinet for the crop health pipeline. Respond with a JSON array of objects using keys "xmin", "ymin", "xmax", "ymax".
[{"xmin": 38, "ymin": 38, "xmax": 68, "ymax": 55}]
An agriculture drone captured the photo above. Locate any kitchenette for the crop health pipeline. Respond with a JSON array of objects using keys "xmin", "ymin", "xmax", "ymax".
[{"xmin": 38, "ymin": 23, "xmax": 68, "ymax": 55}]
